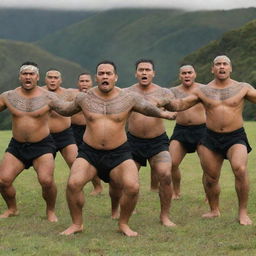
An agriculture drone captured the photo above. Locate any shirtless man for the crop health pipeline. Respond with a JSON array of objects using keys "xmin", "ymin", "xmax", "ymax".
[
  {"xmin": 57, "ymin": 61, "xmax": 176, "ymax": 236},
  {"xmin": 158, "ymin": 55, "xmax": 254, "ymax": 225},
  {"xmin": 169, "ymin": 64, "xmax": 206, "ymax": 199},
  {"xmin": 0, "ymin": 62, "xmax": 61, "ymax": 222},
  {"xmin": 70, "ymin": 72, "xmax": 103, "ymax": 195},
  {"xmin": 43, "ymin": 70, "xmax": 77, "ymax": 169},
  {"xmin": 125, "ymin": 59, "xmax": 176, "ymax": 227}
]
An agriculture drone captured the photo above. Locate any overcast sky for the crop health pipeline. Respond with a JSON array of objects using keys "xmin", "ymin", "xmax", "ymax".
[{"xmin": 0, "ymin": 0, "xmax": 255, "ymax": 11}]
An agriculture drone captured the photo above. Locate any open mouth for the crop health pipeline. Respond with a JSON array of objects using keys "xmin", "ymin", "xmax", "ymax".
[
  {"xmin": 142, "ymin": 77, "xmax": 147, "ymax": 80},
  {"xmin": 102, "ymin": 81, "xmax": 109, "ymax": 85}
]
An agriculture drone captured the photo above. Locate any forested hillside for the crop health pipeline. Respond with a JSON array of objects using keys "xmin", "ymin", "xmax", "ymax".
[
  {"xmin": 179, "ymin": 19, "xmax": 256, "ymax": 120},
  {"xmin": 0, "ymin": 9, "xmax": 96, "ymax": 41},
  {"xmin": 36, "ymin": 8, "xmax": 256, "ymax": 86},
  {"xmin": 0, "ymin": 39, "xmax": 85, "ymax": 129}
]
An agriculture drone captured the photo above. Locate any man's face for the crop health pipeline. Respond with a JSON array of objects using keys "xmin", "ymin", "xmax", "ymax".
[
  {"xmin": 135, "ymin": 62, "xmax": 155, "ymax": 87},
  {"xmin": 179, "ymin": 65, "xmax": 196, "ymax": 87},
  {"xmin": 45, "ymin": 70, "xmax": 62, "ymax": 91},
  {"xmin": 77, "ymin": 74, "xmax": 93, "ymax": 92},
  {"xmin": 19, "ymin": 69, "xmax": 39, "ymax": 91},
  {"xmin": 95, "ymin": 64, "xmax": 117, "ymax": 93},
  {"xmin": 212, "ymin": 56, "xmax": 232, "ymax": 81}
]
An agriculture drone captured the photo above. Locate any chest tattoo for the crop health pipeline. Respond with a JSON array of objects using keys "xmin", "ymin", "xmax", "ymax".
[
  {"xmin": 200, "ymin": 84, "xmax": 244, "ymax": 101},
  {"xmin": 7, "ymin": 91, "xmax": 48, "ymax": 112},
  {"xmin": 126, "ymin": 86, "xmax": 170, "ymax": 100},
  {"xmin": 170, "ymin": 87, "xmax": 189, "ymax": 99},
  {"xmin": 82, "ymin": 91, "xmax": 134, "ymax": 114}
]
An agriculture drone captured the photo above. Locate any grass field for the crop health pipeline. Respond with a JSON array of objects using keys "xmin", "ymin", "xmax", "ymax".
[{"xmin": 0, "ymin": 121, "xmax": 256, "ymax": 256}]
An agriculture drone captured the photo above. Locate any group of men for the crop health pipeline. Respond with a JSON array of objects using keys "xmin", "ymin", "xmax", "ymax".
[{"xmin": 0, "ymin": 55, "xmax": 254, "ymax": 237}]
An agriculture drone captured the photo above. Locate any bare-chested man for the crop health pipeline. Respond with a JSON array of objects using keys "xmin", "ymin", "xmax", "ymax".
[
  {"xmin": 0, "ymin": 62, "xmax": 64, "ymax": 222},
  {"xmin": 158, "ymin": 55, "xmax": 254, "ymax": 225},
  {"xmin": 70, "ymin": 72, "xmax": 103, "ymax": 195},
  {"xmin": 169, "ymin": 64, "xmax": 206, "ymax": 199},
  {"xmin": 43, "ymin": 70, "xmax": 77, "ymax": 169},
  {"xmin": 56, "ymin": 61, "xmax": 176, "ymax": 236},
  {"xmin": 125, "ymin": 59, "xmax": 176, "ymax": 227}
]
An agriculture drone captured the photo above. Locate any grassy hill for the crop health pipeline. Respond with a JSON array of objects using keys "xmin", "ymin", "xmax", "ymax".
[
  {"xmin": 0, "ymin": 39, "xmax": 86, "ymax": 129},
  {"xmin": 0, "ymin": 8, "xmax": 96, "ymax": 42},
  {"xmin": 36, "ymin": 7, "xmax": 256, "ymax": 86},
  {"xmin": 180, "ymin": 19, "xmax": 256, "ymax": 120}
]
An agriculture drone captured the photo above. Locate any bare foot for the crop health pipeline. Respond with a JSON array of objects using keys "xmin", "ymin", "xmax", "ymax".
[
  {"xmin": 0, "ymin": 209, "xmax": 19, "ymax": 218},
  {"xmin": 119, "ymin": 223, "xmax": 138, "ymax": 237},
  {"xmin": 47, "ymin": 210, "xmax": 58, "ymax": 222},
  {"xmin": 202, "ymin": 210, "xmax": 220, "ymax": 218},
  {"xmin": 239, "ymin": 213, "xmax": 252, "ymax": 225},
  {"xmin": 160, "ymin": 215, "xmax": 176, "ymax": 227},
  {"xmin": 60, "ymin": 224, "xmax": 84, "ymax": 235},
  {"xmin": 150, "ymin": 187, "xmax": 159, "ymax": 192},
  {"xmin": 90, "ymin": 186, "xmax": 103, "ymax": 196},
  {"xmin": 111, "ymin": 210, "xmax": 120, "ymax": 220},
  {"xmin": 172, "ymin": 194, "xmax": 181, "ymax": 200}
]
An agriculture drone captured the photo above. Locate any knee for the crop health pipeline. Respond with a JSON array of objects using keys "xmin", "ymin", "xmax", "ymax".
[
  {"xmin": 0, "ymin": 177, "xmax": 12, "ymax": 188},
  {"xmin": 233, "ymin": 165, "xmax": 247, "ymax": 180},
  {"xmin": 67, "ymin": 178, "xmax": 83, "ymax": 192},
  {"xmin": 157, "ymin": 168, "xmax": 172, "ymax": 184},
  {"xmin": 204, "ymin": 175, "xmax": 218, "ymax": 187},
  {"xmin": 124, "ymin": 182, "xmax": 139, "ymax": 197},
  {"xmin": 38, "ymin": 176, "xmax": 54, "ymax": 188}
]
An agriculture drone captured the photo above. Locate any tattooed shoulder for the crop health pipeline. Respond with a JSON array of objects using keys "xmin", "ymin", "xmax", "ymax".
[{"xmin": 7, "ymin": 90, "xmax": 48, "ymax": 112}]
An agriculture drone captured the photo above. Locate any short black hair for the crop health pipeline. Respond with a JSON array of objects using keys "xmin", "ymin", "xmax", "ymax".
[
  {"xmin": 78, "ymin": 72, "xmax": 91, "ymax": 79},
  {"xmin": 96, "ymin": 61, "xmax": 117, "ymax": 74},
  {"xmin": 20, "ymin": 61, "xmax": 38, "ymax": 68},
  {"xmin": 135, "ymin": 59, "xmax": 155, "ymax": 70}
]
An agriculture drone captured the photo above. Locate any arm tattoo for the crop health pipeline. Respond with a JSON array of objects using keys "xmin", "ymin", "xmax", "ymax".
[
  {"xmin": 200, "ymin": 83, "xmax": 244, "ymax": 101},
  {"xmin": 6, "ymin": 91, "xmax": 48, "ymax": 112},
  {"xmin": 82, "ymin": 90, "xmax": 134, "ymax": 114}
]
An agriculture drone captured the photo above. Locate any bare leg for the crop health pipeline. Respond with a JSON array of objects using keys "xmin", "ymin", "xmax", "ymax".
[
  {"xmin": 169, "ymin": 141, "xmax": 186, "ymax": 200},
  {"xmin": 110, "ymin": 160, "xmax": 139, "ymax": 237},
  {"xmin": 199, "ymin": 146, "xmax": 222, "ymax": 218},
  {"xmin": 118, "ymin": 186, "xmax": 139, "ymax": 236},
  {"xmin": 109, "ymin": 183, "xmax": 122, "ymax": 219},
  {"xmin": 34, "ymin": 154, "xmax": 58, "ymax": 222},
  {"xmin": 0, "ymin": 185, "xmax": 19, "ymax": 218},
  {"xmin": 150, "ymin": 152, "xmax": 176, "ymax": 227},
  {"xmin": 90, "ymin": 176, "xmax": 103, "ymax": 196},
  {"xmin": 150, "ymin": 168, "xmax": 159, "ymax": 192},
  {"xmin": 228, "ymin": 145, "xmax": 252, "ymax": 225},
  {"xmin": 60, "ymin": 159, "xmax": 95, "ymax": 235},
  {"xmin": 0, "ymin": 153, "xmax": 23, "ymax": 218}
]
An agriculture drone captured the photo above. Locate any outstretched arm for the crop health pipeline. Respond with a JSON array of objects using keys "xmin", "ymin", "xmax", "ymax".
[
  {"xmin": 245, "ymin": 83, "xmax": 256, "ymax": 103},
  {"xmin": 0, "ymin": 93, "xmax": 7, "ymax": 112},
  {"xmin": 48, "ymin": 92, "xmax": 81, "ymax": 116},
  {"xmin": 132, "ymin": 94, "xmax": 177, "ymax": 120},
  {"xmin": 157, "ymin": 94, "xmax": 200, "ymax": 111}
]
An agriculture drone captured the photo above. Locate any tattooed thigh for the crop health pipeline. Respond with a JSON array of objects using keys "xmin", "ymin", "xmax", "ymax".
[{"xmin": 149, "ymin": 151, "xmax": 171, "ymax": 166}]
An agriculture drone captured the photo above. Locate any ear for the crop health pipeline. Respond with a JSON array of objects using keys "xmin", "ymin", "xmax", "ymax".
[{"xmin": 115, "ymin": 75, "xmax": 118, "ymax": 82}]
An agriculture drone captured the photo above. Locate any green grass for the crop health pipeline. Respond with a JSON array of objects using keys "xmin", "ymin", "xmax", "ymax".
[{"xmin": 0, "ymin": 122, "xmax": 256, "ymax": 255}]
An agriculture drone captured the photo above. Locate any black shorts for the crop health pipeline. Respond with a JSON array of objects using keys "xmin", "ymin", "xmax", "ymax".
[
  {"xmin": 51, "ymin": 127, "xmax": 76, "ymax": 151},
  {"xmin": 6, "ymin": 135, "xmax": 56, "ymax": 169},
  {"xmin": 200, "ymin": 127, "xmax": 252, "ymax": 159},
  {"xmin": 71, "ymin": 124, "xmax": 86, "ymax": 146},
  {"xmin": 127, "ymin": 132, "xmax": 169, "ymax": 166},
  {"xmin": 77, "ymin": 141, "xmax": 133, "ymax": 183},
  {"xmin": 170, "ymin": 123, "xmax": 206, "ymax": 153}
]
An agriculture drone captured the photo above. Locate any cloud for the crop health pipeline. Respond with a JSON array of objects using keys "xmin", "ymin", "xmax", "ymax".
[{"xmin": 0, "ymin": 0, "xmax": 255, "ymax": 11}]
